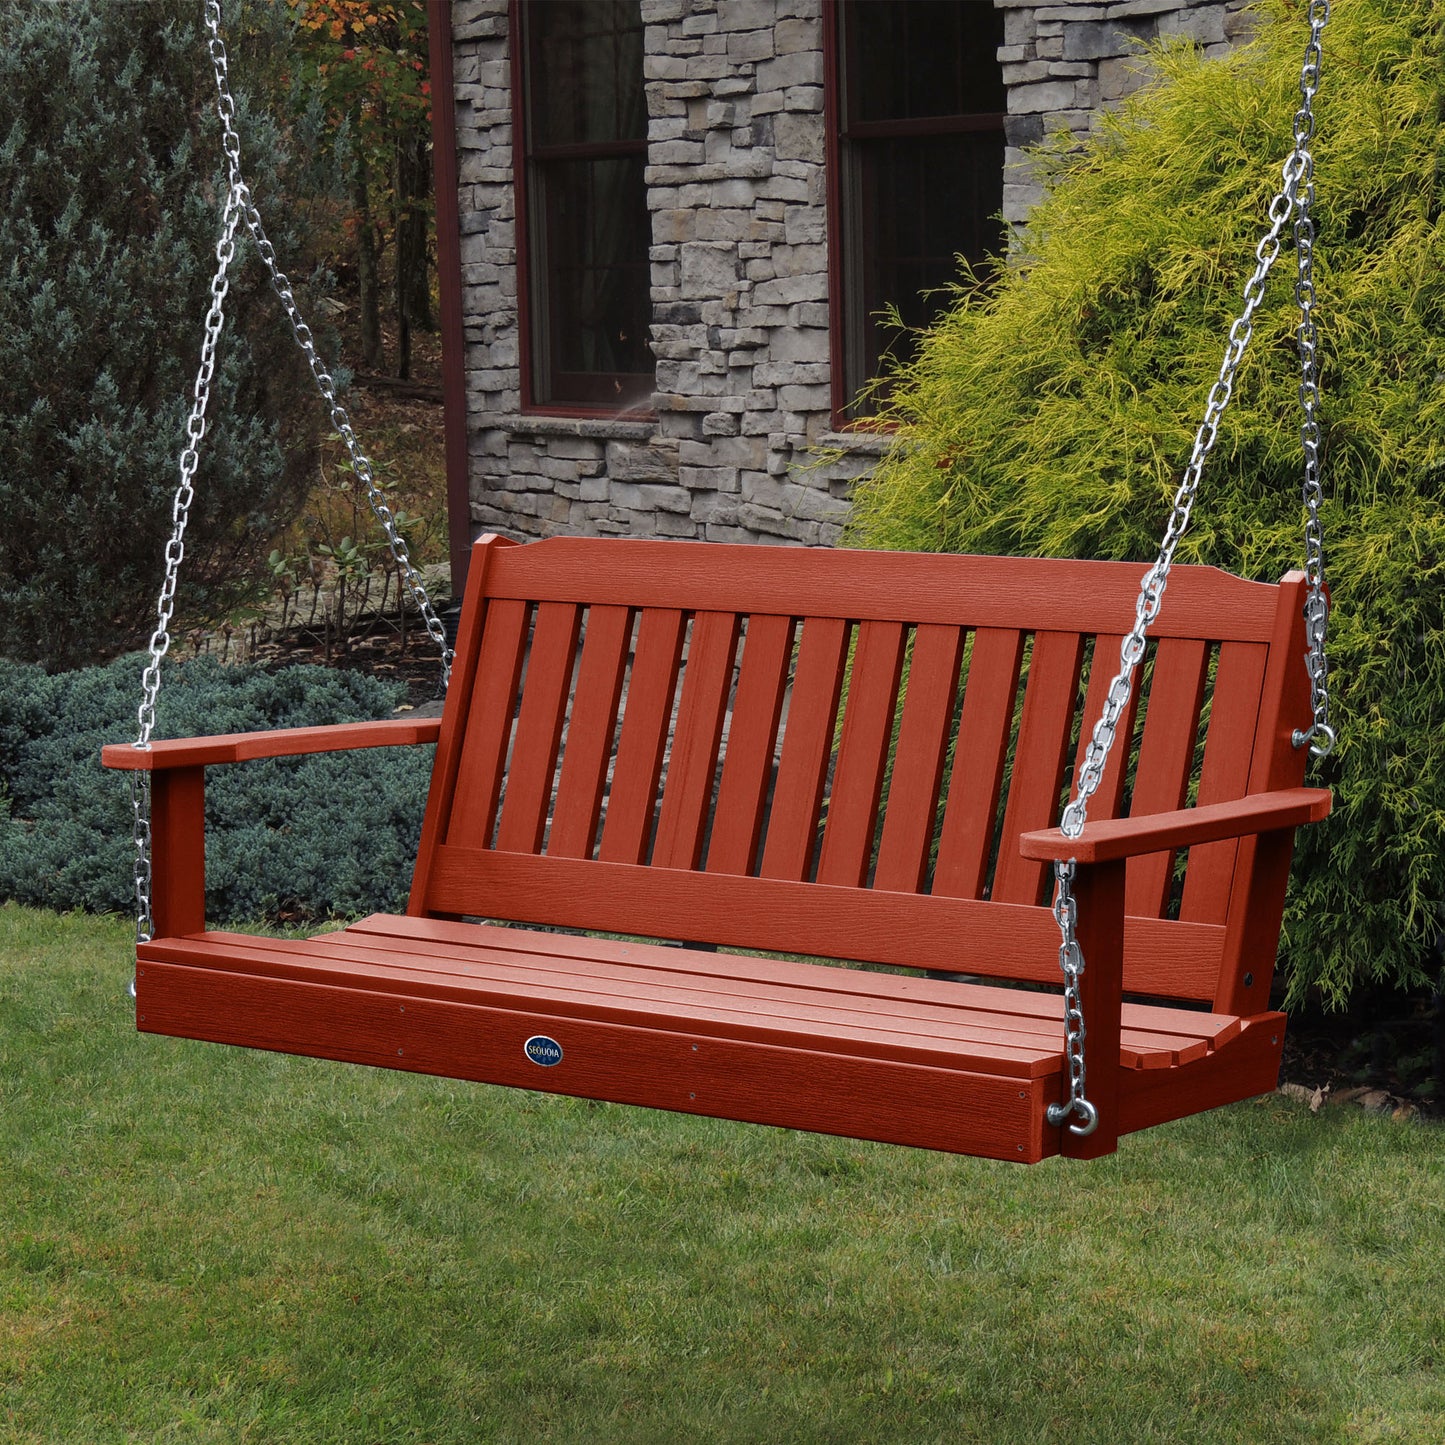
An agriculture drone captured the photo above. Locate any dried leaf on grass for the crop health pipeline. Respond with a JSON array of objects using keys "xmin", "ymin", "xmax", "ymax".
[{"xmin": 1276, "ymin": 1082, "xmax": 1328, "ymax": 1113}]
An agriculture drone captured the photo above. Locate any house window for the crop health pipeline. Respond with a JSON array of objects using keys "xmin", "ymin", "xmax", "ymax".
[
  {"xmin": 831, "ymin": 0, "xmax": 1007, "ymax": 419},
  {"xmin": 518, "ymin": 0, "xmax": 653, "ymax": 410}
]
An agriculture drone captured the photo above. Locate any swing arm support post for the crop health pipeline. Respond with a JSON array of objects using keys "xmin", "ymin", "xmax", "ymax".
[
  {"xmin": 1065, "ymin": 858, "xmax": 1126, "ymax": 1160},
  {"xmin": 1021, "ymin": 784, "xmax": 1331, "ymax": 1156},
  {"xmin": 150, "ymin": 766, "xmax": 206, "ymax": 940}
]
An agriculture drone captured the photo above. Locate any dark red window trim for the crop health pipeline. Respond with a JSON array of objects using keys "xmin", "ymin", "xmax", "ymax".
[
  {"xmin": 427, "ymin": 0, "xmax": 476, "ymax": 593},
  {"xmin": 510, "ymin": 0, "xmax": 655, "ymax": 420},
  {"xmin": 823, "ymin": 0, "xmax": 848, "ymax": 430}
]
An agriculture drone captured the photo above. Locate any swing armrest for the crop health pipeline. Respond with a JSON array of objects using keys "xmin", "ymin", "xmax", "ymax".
[
  {"xmin": 1016, "ymin": 785, "xmax": 1328, "ymax": 1162},
  {"xmin": 1017, "ymin": 787, "xmax": 1332, "ymax": 865},
  {"xmin": 101, "ymin": 718, "xmax": 442, "ymax": 941},
  {"xmin": 101, "ymin": 717, "xmax": 443, "ymax": 772}
]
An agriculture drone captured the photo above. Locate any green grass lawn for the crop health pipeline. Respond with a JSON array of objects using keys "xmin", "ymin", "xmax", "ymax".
[{"xmin": 2, "ymin": 903, "xmax": 1441, "ymax": 1444}]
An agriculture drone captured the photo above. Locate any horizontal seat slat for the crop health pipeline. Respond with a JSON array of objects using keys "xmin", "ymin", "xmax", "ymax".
[
  {"xmin": 310, "ymin": 935, "xmax": 1069, "ymax": 1046},
  {"xmin": 139, "ymin": 917, "xmax": 1240, "ymax": 1076},
  {"xmin": 325, "ymin": 930, "xmax": 1208, "ymax": 1069},
  {"xmin": 298, "ymin": 937, "xmax": 1077, "ymax": 1050},
  {"xmin": 324, "ymin": 925, "xmax": 1221, "ymax": 1069},
  {"xmin": 349, "ymin": 915, "xmax": 1247, "ymax": 1047},
  {"xmin": 142, "ymin": 933, "xmax": 1057, "ymax": 1077}
]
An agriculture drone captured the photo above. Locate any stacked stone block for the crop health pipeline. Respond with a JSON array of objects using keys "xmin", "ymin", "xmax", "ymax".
[
  {"xmin": 446, "ymin": 0, "xmax": 1253, "ymax": 550},
  {"xmin": 998, "ymin": 0, "xmax": 1257, "ymax": 221},
  {"xmin": 642, "ymin": 0, "xmax": 857, "ymax": 545}
]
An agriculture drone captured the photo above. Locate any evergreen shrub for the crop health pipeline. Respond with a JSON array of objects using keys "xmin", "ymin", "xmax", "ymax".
[
  {"xmin": 0, "ymin": 656, "xmax": 433, "ymax": 924},
  {"xmin": 0, "ymin": 1, "xmax": 329, "ymax": 668},
  {"xmin": 847, "ymin": 0, "xmax": 1445, "ymax": 1006}
]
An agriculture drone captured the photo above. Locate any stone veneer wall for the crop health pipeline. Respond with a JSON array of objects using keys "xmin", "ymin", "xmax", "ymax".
[
  {"xmin": 997, "ymin": 0, "xmax": 1257, "ymax": 222},
  {"xmin": 448, "ymin": 0, "xmax": 1250, "ymax": 551}
]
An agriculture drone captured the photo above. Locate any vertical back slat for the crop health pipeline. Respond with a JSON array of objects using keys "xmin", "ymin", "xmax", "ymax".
[
  {"xmin": 495, "ymin": 602, "xmax": 582, "ymax": 853},
  {"xmin": 1124, "ymin": 636, "xmax": 1210, "ymax": 918},
  {"xmin": 815, "ymin": 620, "xmax": 907, "ymax": 887},
  {"xmin": 653, "ymin": 611, "xmax": 743, "ymax": 870},
  {"xmin": 548, "ymin": 604, "xmax": 633, "ymax": 859},
  {"xmin": 446, "ymin": 597, "xmax": 530, "ymax": 848},
  {"xmin": 597, "ymin": 608, "xmax": 686, "ymax": 865},
  {"xmin": 759, "ymin": 615, "xmax": 850, "ymax": 881},
  {"xmin": 1180, "ymin": 640, "xmax": 1268, "ymax": 924},
  {"xmin": 706, "ymin": 613, "xmax": 795, "ymax": 876},
  {"xmin": 933, "ymin": 628, "xmax": 1025, "ymax": 899},
  {"xmin": 409, "ymin": 534, "xmax": 514, "ymax": 910},
  {"xmin": 873, "ymin": 623, "xmax": 965, "ymax": 894},
  {"xmin": 992, "ymin": 630, "xmax": 1087, "ymax": 905},
  {"xmin": 1071, "ymin": 634, "xmax": 1140, "ymax": 823}
]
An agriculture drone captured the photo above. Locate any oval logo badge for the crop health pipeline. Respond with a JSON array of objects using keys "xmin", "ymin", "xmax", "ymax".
[{"xmin": 524, "ymin": 1035, "xmax": 563, "ymax": 1067}]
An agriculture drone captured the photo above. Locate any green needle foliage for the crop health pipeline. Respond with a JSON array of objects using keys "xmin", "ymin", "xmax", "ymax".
[
  {"xmin": 0, "ymin": 655, "xmax": 433, "ymax": 924},
  {"xmin": 847, "ymin": 0, "xmax": 1445, "ymax": 1007},
  {"xmin": 0, "ymin": 1, "xmax": 329, "ymax": 669}
]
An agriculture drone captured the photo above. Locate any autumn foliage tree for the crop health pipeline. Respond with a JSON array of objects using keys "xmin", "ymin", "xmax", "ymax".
[{"xmin": 287, "ymin": 1, "xmax": 433, "ymax": 378}]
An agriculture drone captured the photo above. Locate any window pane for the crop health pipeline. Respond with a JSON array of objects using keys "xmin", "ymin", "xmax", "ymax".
[
  {"xmin": 535, "ymin": 155, "xmax": 653, "ymax": 406},
  {"xmin": 528, "ymin": 0, "xmax": 646, "ymax": 148},
  {"xmin": 849, "ymin": 131, "xmax": 1003, "ymax": 386},
  {"xmin": 522, "ymin": 0, "xmax": 652, "ymax": 409},
  {"xmin": 845, "ymin": 0, "xmax": 1005, "ymax": 125},
  {"xmin": 837, "ymin": 0, "xmax": 1006, "ymax": 416}
]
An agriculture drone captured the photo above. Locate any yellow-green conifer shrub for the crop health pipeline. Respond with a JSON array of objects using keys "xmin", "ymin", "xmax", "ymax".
[{"xmin": 847, "ymin": 0, "xmax": 1445, "ymax": 1006}]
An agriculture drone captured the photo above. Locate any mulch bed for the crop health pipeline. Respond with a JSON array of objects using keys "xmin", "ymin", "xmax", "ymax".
[
  {"xmin": 1278, "ymin": 990, "xmax": 1442, "ymax": 1121},
  {"xmin": 239, "ymin": 608, "xmax": 453, "ymax": 711}
]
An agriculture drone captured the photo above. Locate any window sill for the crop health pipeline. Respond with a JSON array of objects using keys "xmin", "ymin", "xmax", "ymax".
[
  {"xmin": 817, "ymin": 429, "xmax": 893, "ymax": 458},
  {"xmin": 499, "ymin": 413, "xmax": 657, "ymax": 443}
]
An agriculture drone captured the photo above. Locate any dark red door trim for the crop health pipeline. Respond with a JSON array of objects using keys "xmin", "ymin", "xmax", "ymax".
[{"xmin": 428, "ymin": 0, "xmax": 475, "ymax": 596}]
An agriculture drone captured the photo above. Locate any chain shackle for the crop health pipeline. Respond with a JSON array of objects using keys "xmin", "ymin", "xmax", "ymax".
[{"xmin": 1047, "ymin": 0, "xmax": 1331, "ymax": 1138}]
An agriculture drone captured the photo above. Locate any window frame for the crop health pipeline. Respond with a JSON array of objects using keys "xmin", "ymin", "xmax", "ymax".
[
  {"xmin": 511, "ymin": 0, "xmax": 655, "ymax": 417},
  {"xmin": 823, "ymin": 0, "xmax": 1007, "ymax": 428}
]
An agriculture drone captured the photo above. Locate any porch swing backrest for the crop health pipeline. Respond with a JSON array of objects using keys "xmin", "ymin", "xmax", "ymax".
[{"xmin": 413, "ymin": 533, "xmax": 1311, "ymax": 1007}]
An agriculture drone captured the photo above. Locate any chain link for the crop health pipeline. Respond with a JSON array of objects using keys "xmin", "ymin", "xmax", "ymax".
[
  {"xmin": 1290, "ymin": 4, "xmax": 1335, "ymax": 757},
  {"xmin": 1047, "ymin": 0, "xmax": 1332, "ymax": 1137},
  {"xmin": 130, "ymin": 183, "xmax": 243, "ymax": 952}
]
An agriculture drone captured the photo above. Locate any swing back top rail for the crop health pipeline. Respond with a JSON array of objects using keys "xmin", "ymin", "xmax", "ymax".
[{"xmin": 103, "ymin": 534, "xmax": 1329, "ymax": 1163}]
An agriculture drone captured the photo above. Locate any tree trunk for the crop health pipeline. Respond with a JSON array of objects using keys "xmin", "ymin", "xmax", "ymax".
[
  {"xmin": 353, "ymin": 120, "xmax": 384, "ymax": 372},
  {"xmin": 394, "ymin": 125, "xmax": 433, "ymax": 380}
]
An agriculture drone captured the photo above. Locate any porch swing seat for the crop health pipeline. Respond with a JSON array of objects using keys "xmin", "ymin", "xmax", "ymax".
[{"xmin": 104, "ymin": 535, "xmax": 1329, "ymax": 1161}]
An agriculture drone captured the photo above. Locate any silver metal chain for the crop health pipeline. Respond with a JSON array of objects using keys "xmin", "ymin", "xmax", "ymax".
[
  {"xmin": 129, "ymin": 182, "xmax": 243, "ymax": 951},
  {"xmin": 1046, "ymin": 0, "xmax": 1332, "ymax": 1138},
  {"xmin": 1289, "ymin": 10, "xmax": 1335, "ymax": 758},
  {"xmin": 128, "ymin": 0, "xmax": 455, "ymax": 958}
]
